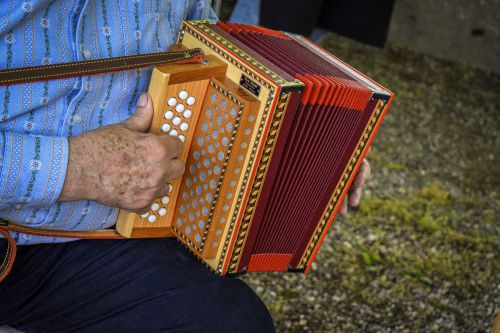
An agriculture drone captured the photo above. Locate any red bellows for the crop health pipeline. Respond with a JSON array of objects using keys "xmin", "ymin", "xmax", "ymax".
[{"xmin": 210, "ymin": 22, "xmax": 377, "ymax": 272}]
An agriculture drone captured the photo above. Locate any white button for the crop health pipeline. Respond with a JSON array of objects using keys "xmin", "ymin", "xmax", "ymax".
[
  {"xmin": 161, "ymin": 123, "xmax": 171, "ymax": 133},
  {"xmin": 178, "ymin": 135, "xmax": 185, "ymax": 142},
  {"xmin": 161, "ymin": 196, "xmax": 170, "ymax": 204},
  {"xmin": 183, "ymin": 109, "xmax": 192, "ymax": 118},
  {"xmin": 164, "ymin": 110, "xmax": 174, "ymax": 119},
  {"xmin": 158, "ymin": 208, "xmax": 167, "ymax": 216},
  {"xmin": 140, "ymin": 213, "xmax": 149, "ymax": 218},
  {"xmin": 172, "ymin": 116, "xmax": 181, "ymax": 125},
  {"xmin": 168, "ymin": 184, "xmax": 173, "ymax": 192},
  {"xmin": 180, "ymin": 122, "xmax": 188, "ymax": 131},
  {"xmin": 169, "ymin": 129, "xmax": 178, "ymax": 136},
  {"xmin": 175, "ymin": 104, "xmax": 185, "ymax": 112},
  {"xmin": 167, "ymin": 97, "xmax": 177, "ymax": 107},
  {"xmin": 151, "ymin": 203, "xmax": 159, "ymax": 211},
  {"xmin": 178, "ymin": 90, "xmax": 188, "ymax": 100},
  {"xmin": 148, "ymin": 215, "xmax": 157, "ymax": 223},
  {"xmin": 187, "ymin": 96, "xmax": 195, "ymax": 105}
]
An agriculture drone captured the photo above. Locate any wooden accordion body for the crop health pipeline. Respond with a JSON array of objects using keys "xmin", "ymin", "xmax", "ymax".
[{"xmin": 116, "ymin": 21, "xmax": 394, "ymax": 275}]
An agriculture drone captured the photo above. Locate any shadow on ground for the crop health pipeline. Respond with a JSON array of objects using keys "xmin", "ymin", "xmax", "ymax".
[{"xmin": 242, "ymin": 33, "xmax": 500, "ymax": 332}]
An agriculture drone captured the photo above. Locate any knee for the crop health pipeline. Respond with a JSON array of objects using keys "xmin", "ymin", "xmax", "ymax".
[{"xmin": 195, "ymin": 278, "xmax": 275, "ymax": 333}]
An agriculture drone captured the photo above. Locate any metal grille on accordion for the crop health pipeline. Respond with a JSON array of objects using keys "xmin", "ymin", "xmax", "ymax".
[{"xmin": 115, "ymin": 20, "xmax": 394, "ymax": 276}]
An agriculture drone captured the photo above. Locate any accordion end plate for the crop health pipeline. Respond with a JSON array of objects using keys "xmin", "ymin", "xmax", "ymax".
[
  {"xmin": 225, "ymin": 269, "xmax": 247, "ymax": 278},
  {"xmin": 287, "ymin": 267, "xmax": 306, "ymax": 274}
]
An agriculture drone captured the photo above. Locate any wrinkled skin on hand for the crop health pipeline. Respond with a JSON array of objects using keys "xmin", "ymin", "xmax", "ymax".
[
  {"xmin": 339, "ymin": 158, "xmax": 371, "ymax": 216},
  {"xmin": 59, "ymin": 93, "xmax": 185, "ymax": 213}
]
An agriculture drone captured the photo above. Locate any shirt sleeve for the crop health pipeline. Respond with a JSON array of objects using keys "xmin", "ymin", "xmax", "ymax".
[
  {"xmin": 0, "ymin": 131, "xmax": 69, "ymax": 210},
  {"xmin": 187, "ymin": 0, "xmax": 219, "ymax": 21}
]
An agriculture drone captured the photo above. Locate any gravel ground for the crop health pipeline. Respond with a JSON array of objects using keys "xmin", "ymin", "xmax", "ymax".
[{"xmin": 238, "ymin": 32, "xmax": 500, "ymax": 332}]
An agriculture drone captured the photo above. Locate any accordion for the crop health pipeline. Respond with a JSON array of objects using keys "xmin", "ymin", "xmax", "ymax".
[{"xmin": 116, "ymin": 21, "xmax": 394, "ymax": 276}]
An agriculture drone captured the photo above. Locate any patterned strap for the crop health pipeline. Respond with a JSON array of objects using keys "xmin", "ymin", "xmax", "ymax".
[{"xmin": 0, "ymin": 48, "xmax": 206, "ymax": 86}]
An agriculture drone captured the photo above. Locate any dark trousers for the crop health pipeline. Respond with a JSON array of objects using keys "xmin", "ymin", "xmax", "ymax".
[
  {"xmin": 0, "ymin": 238, "xmax": 275, "ymax": 333},
  {"xmin": 260, "ymin": 0, "xmax": 395, "ymax": 47}
]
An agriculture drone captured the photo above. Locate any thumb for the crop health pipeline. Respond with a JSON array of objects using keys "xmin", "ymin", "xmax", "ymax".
[{"xmin": 122, "ymin": 93, "xmax": 153, "ymax": 132}]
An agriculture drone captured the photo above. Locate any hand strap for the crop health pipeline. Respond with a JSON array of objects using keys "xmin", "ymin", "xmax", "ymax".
[{"xmin": 0, "ymin": 48, "xmax": 206, "ymax": 86}]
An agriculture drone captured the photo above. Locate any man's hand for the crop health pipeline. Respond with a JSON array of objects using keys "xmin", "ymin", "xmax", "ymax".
[
  {"xmin": 59, "ymin": 93, "xmax": 185, "ymax": 213},
  {"xmin": 339, "ymin": 158, "xmax": 370, "ymax": 216}
]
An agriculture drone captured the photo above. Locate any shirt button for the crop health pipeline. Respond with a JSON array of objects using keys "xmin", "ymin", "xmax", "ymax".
[
  {"xmin": 83, "ymin": 50, "xmax": 92, "ymax": 59},
  {"xmin": 73, "ymin": 114, "xmax": 82, "ymax": 124}
]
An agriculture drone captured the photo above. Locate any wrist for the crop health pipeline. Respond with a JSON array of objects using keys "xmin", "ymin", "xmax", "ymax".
[{"xmin": 58, "ymin": 134, "xmax": 99, "ymax": 202}]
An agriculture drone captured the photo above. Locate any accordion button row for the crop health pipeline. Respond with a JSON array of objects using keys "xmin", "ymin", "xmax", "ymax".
[
  {"xmin": 176, "ymin": 90, "xmax": 196, "ymax": 105},
  {"xmin": 140, "ymin": 185, "xmax": 174, "ymax": 223},
  {"xmin": 161, "ymin": 92, "xmax": 195, "ymax": 143},
  {"xmin": 167, "ymin": 95, "xmax": 196, "ymax": 108},
  {"xmin": 164, "ymin": 108, "xmax": 193, "ymax": 120}
]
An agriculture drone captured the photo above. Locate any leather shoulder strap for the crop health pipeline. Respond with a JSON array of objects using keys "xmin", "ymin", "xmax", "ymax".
[{"xmin": 0, "ymin": 48, "xmax": 206, "ymax": 86}]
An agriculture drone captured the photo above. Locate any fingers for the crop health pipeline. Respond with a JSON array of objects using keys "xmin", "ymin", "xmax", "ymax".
[
  {"xmin": 353, "ymin": 158, "xmax": 370, "ymax": 189},
  {"xmin": 151, "ymin": 183, "xmax": 171, "ymax": 203},
  {"xmin": 341, "ymin": 158, "xmax": 371, "ymax": 216},
  {"xmin": 362, "ymin": 159, "xmax": 371, "ymax": 183},
  {"xmin": 168, "ymin": 158, "xmax": 185, "ymax": 180},
  {"xmin": 155, "ymin": 158, "xmax": 185, "ymax": 192},
  {"xmin": 339, "ymin": 199, "xmax": 348, "ymax": 217},
  {"xmin": 122, "ymin": 93, "xmax": 153, "ymax": 132},
  {"xmin": 133, "ymin": 177, "xmax": 178, "ymax": 214},
  {"xmin": 348, "ymin": 187, "xmax": 362, "ymax": 207},
  {"xmin": 131, "ymin": 206, "xmax": 150, "ymax": 215},
  {"xmin": 160, "ymin": 135, "xmax": 183, "ymax": 160}
]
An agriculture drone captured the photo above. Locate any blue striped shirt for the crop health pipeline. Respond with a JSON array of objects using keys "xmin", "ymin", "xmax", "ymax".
[{"xmin": 0, "ymin": 0, "xmax": 216, "ymax": 245}]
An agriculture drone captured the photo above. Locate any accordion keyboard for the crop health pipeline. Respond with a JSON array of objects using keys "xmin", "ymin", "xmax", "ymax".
[
  {"xmin": 138, "ymin": 80, "xmax": 209, "ymax": 228},
  {"xmin": 172, "ymin": 78, "xmax": 260, "ymax": 258}
]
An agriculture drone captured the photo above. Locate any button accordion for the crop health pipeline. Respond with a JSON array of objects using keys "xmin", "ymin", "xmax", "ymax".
[{"xmin": 116, "ymin": 21, "xmax": 394, "ymax": 275}]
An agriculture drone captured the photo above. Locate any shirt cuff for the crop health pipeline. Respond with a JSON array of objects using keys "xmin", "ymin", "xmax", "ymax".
[{"xmin": 0, "ymin": 132, "xmax": 69, "ymax": 209}]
